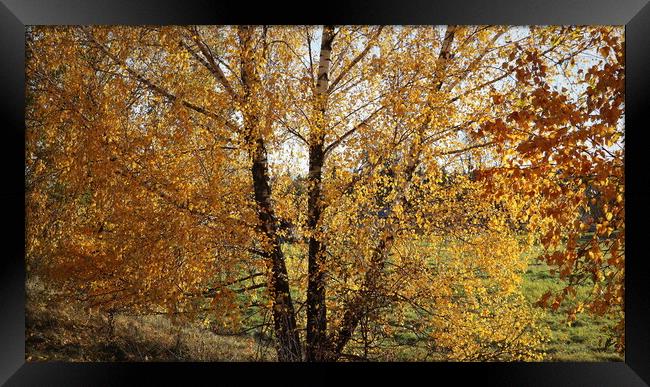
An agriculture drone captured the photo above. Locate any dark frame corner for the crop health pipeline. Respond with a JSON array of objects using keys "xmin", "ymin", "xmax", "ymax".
[{"xmin": 1, "ymin": 1, "xmax": 649, "ymax": 386}]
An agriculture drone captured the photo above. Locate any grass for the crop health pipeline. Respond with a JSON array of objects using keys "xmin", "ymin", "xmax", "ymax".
[
  {"xmin": 25, "ymin": 278, "xmax": 275, "ymax": 362},
  {"xmin": 521, "ymin": 260, "xmax": 622, "ymax": 362},
  {"xmin": 229, "ymin": 241, "xmax": 623, "ymax": 362},
  {"xmin": 26, "ymin": 239, "xmax": 623, "ymax": 362},
  {"xmin": 279, "ymin": 240, "xmax": 623, "ymax": 362}
]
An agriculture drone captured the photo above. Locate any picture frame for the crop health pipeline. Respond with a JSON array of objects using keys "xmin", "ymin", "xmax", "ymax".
[{"xmin": 1, "ymin": 0, "xmax": 648, "ymax": 385}]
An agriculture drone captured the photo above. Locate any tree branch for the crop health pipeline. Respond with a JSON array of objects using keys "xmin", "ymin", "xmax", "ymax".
[
  {"xmin": 180, "ymin": 37, "xmax": 237, "ymax": 100},
  {"xmin": 83, "ymin": 28, "xmax": 240, "ymax": 133},
  {"xmin": 327, "ymin": 26, "xmax": 384, "ymax": 94},
  {"xmin": 323, "ymin": 105, "xmax": 385, "ymax": 157}
]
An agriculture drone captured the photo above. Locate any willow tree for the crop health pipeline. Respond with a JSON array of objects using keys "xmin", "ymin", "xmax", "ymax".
[{"xmin": 26, "ymin": 25, "xmax": 624, "ymax": 361}]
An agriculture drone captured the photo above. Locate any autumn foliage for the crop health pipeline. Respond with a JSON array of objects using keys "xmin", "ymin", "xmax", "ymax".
[{"xmin": 25, "ymin": 25, "xmax": 624, "ymax": 361}]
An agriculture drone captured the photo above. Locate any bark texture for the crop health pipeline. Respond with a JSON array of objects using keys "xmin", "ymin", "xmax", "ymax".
[
  {"xmin": 239, "ymin": 26, "xmax": 302, "ymax": 362},
  {"xmin": 306, "ymin": 25, "xmax": 336, "ymax": 362}
]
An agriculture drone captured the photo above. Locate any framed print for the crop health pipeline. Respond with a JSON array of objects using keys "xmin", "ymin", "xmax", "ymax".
[{"xmin": 1, "ymin": 0, "xmax": 649, "ymax": 385}]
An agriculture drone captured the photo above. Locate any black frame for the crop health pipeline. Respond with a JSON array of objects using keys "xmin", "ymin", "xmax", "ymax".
[{"xmin": 2, "ymin": 1, "xmax": 649, "ymax": 385}]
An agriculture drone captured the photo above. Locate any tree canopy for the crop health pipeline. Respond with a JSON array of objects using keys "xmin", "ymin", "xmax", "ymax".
[{"xmin": 26, "ymin": 25, "xmax": 624, "ymax": 361}]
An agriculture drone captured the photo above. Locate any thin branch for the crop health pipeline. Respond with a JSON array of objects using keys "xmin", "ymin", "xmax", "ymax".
[
  {"xmin": 83, "ymin": 28, "xmax": 240, "ymax": 133},
  {"xmin": 327, "ymin": 26, "xmax": 384, "ymax": 94},
  {"xmin": 324, "ymin": 105, "xmax": 385, "ymax": 156},
  {"xmin": 180, "ymin": 37, "xmax": 237, "ymax": 99}
]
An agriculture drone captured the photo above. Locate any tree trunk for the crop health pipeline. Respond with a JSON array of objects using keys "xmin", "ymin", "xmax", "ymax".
[
  {"xmin": 329, "ymin": 163, "xmax": 415, "ymax": 360},
  {"xmin": 306, "ymin": 25, "xmax": 335, "ymax": 362},
  {"xmin": 328, "ymin": 26, "xmax": 457, "ymax": 359},
  {"xmin": 239, "ymin": 26, "xmax": 302, "ymax": 362},
  {"xmin": 250, "ymin": 138, "xmax": 302, "ymax": 362}
]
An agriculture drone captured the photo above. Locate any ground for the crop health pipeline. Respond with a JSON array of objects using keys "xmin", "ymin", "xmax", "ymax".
[
  {"xmin": 25, "ymin": 279, "xmax": 276, "ymax": 362},
  {"xmin": 521, "ymin": 261, "xmax": 622, "ymax": 362},
  {"xmin": 26, "ymin": 247, "xmax": 622, "ymax": 362}
]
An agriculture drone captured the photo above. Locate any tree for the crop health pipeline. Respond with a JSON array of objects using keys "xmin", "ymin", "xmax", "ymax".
[{"xmin": 26, "ymin": 25, "xmax": 624, "ymax": 361}]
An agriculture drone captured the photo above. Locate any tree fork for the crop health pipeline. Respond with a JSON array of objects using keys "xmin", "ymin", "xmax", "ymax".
[{"xmin": 328, "ymin": 26, "xmax": 458, "ymax": 358}]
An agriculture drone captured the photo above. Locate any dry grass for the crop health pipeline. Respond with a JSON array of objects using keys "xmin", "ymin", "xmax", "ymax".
[{"xmin": 26, "ymin": 278, "xmax": 276, "ymax": 362}]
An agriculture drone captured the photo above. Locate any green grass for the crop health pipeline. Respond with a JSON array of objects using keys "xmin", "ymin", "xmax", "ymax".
[
  {"xmin": 27, "ymin": 238, "xmax": 623, "ymax": 362},
  {"xmin": 521, "ymin": 260, "xmax": 622, "ymax": 362},
  {"xmin": 278, "ymin": 241, "xmax": 624, "ymax": 362}
]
